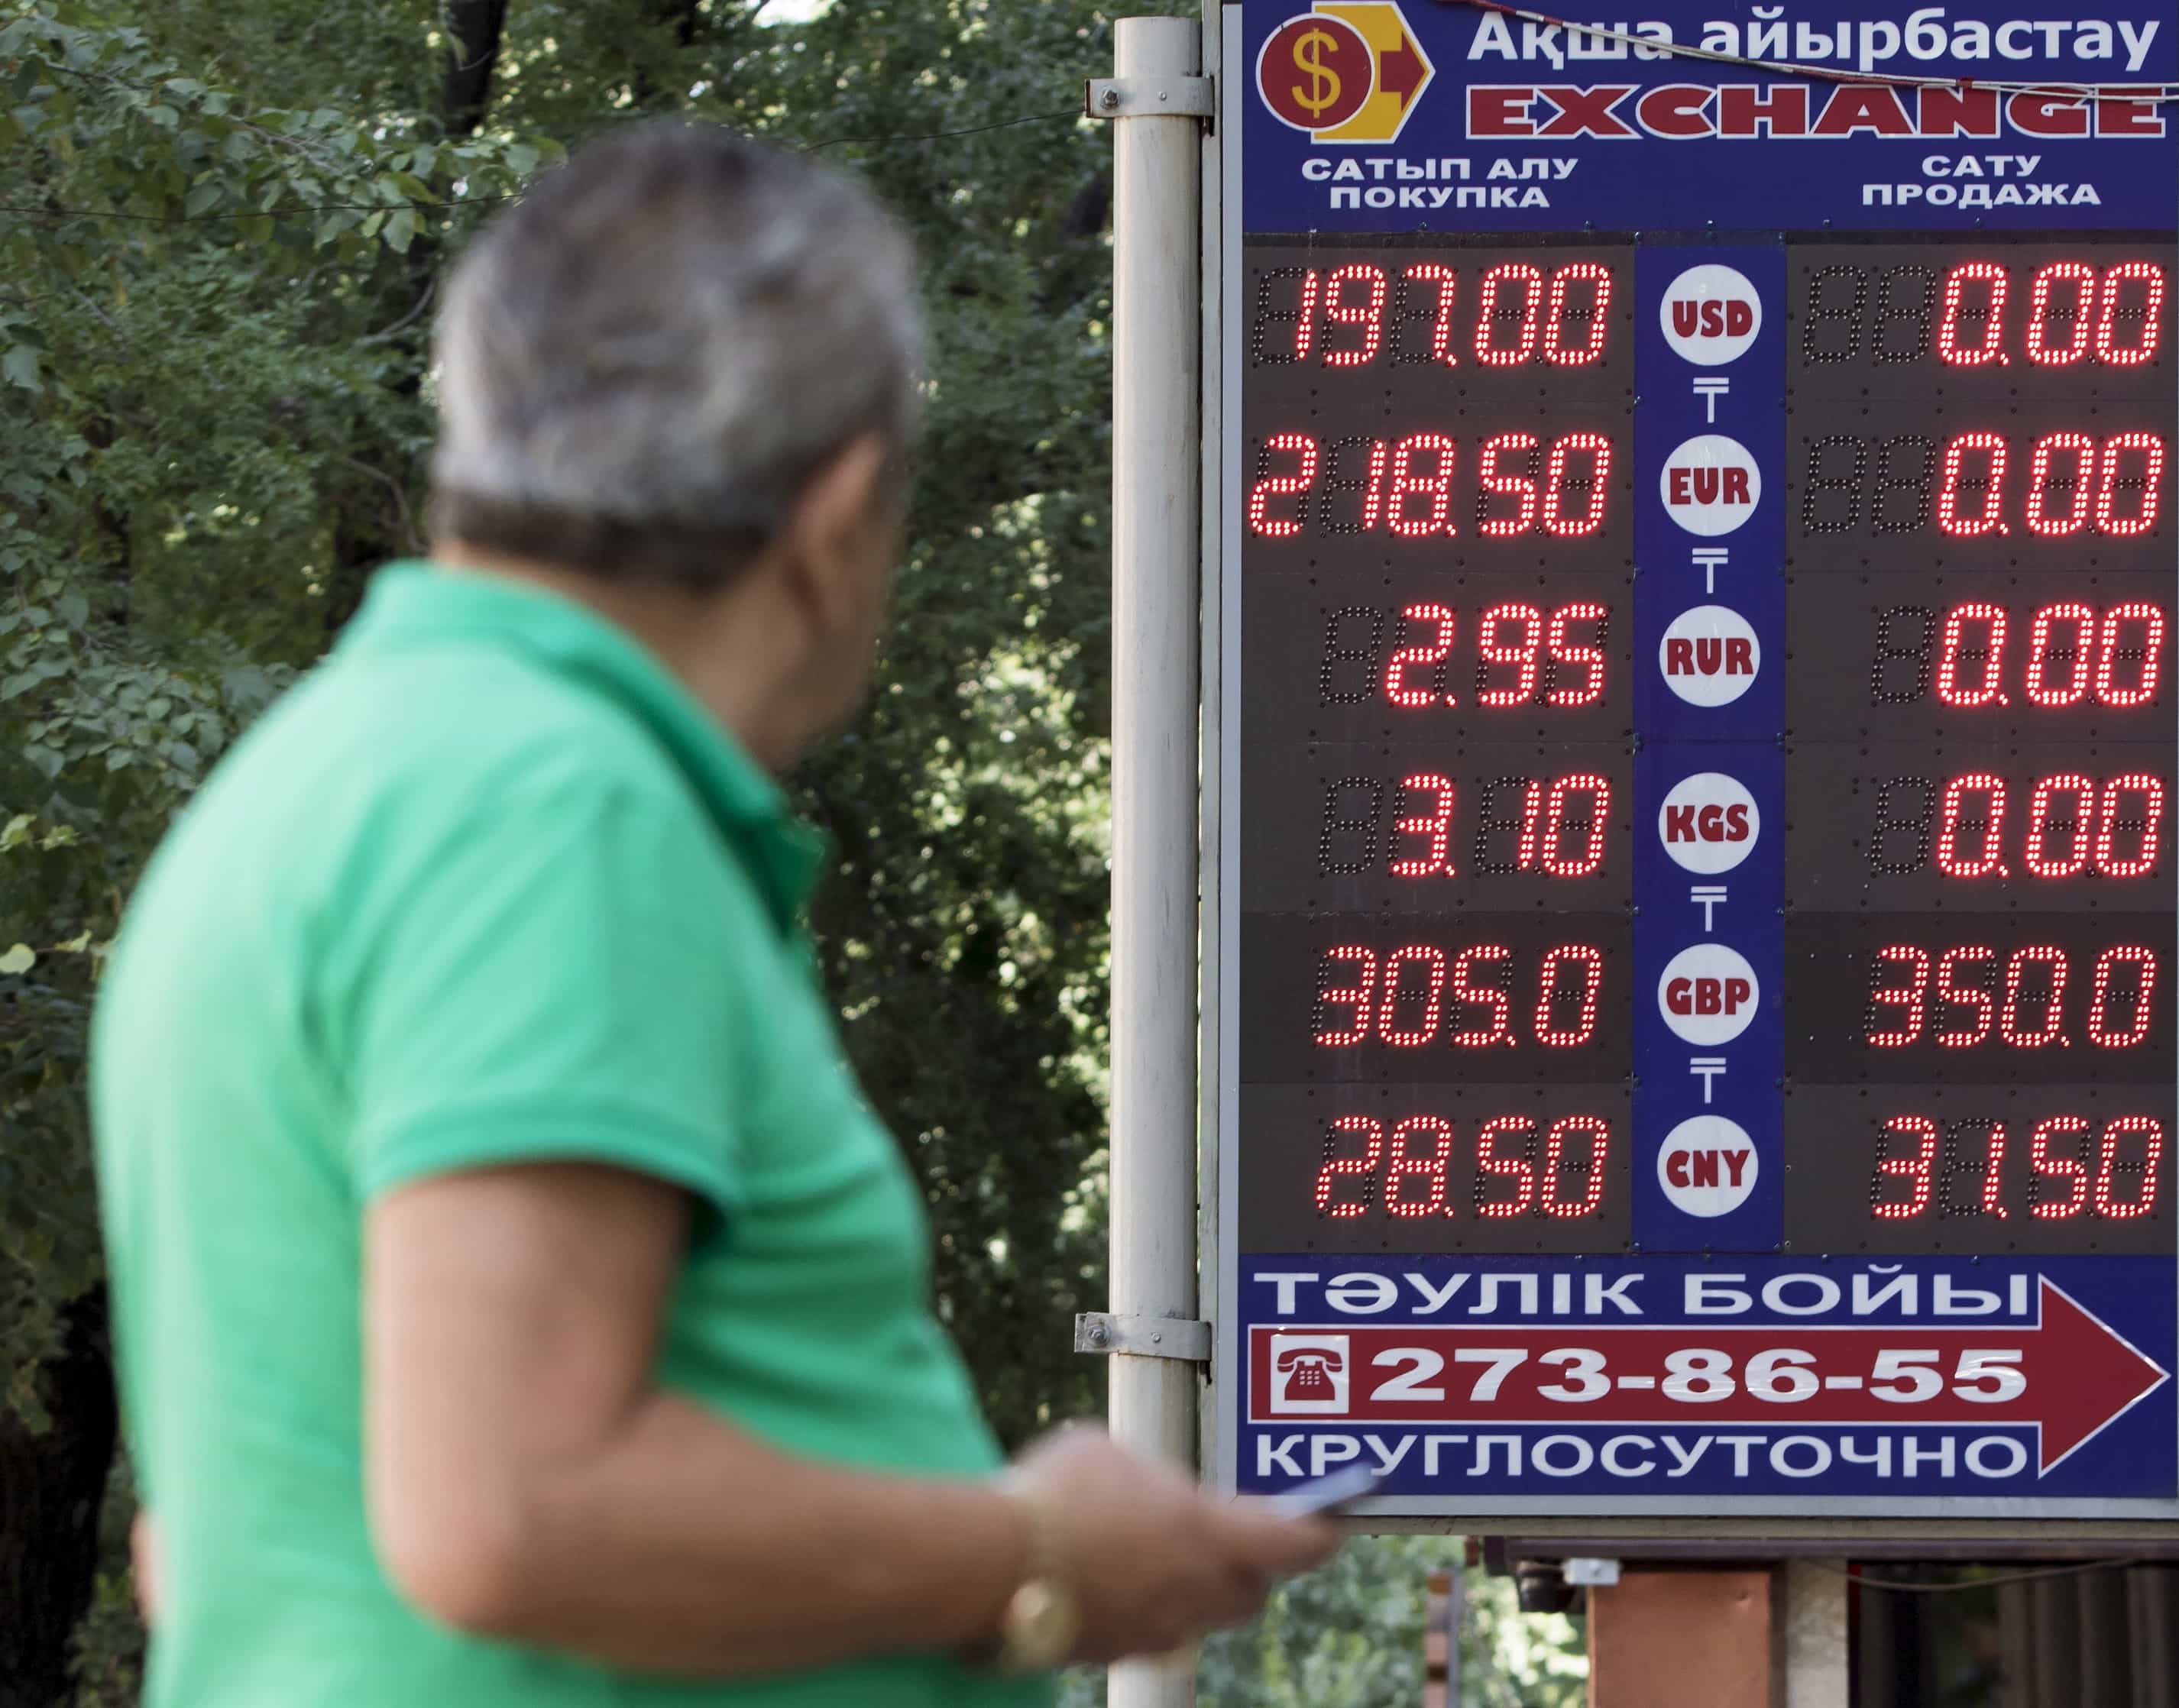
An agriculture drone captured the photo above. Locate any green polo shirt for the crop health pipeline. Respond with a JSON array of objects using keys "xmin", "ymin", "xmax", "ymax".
[{"xmin": 91, "ymin": 564, "xmax": 1047, "ymax": 1708}]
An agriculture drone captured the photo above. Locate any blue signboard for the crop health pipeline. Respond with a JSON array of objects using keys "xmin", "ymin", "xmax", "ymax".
[{"xmin": 1215, "ymin": 0, "xmax": 2179, "ymax": 1522}]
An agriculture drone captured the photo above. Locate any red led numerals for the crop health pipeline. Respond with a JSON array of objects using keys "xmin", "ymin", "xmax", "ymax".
[
  {"xmin": 1860, "ymin": 942, "xmax": 2160, "ymax": 1053},
  {"xmin": 1934, "ymin": 258, "xmax": 2168, "ymax": 368},
  {"xmin": 1865, "ymin": 771, "xmax": 2167, "ymax": 881},
  {"xmin": 1868, "ymin": 1113, "xmax": 2165, "ymax": 1223},
  {"xmin": 1803, "ymin": 259, "xmax": 2168, "ymax": 368},
  {"xmin": 1801, "ymin": 431, "xmax": 2168, "ymax": 539},
  {"xmin": 1318, "ymin": 772, "xmax": 1615, "ymax": 881},
  {"xmin": 1933, "ymin": 430, "xmax": 2166, "ymax": 539},
  {"xmin": 1319, "ymin": 601, "xmax": 1612, "ymax": 713},
  {"xmin": 1246, "ymin": 430, "xmax": 1617, "ymax": 541},
  {"xmin": 1309, "ymin": 941, "xmax": 1606, "ymax": 1051},
  {"xmin": 1870, "ymin": 600, "xmax": 2166, "ymax": 711},
  {"xmin": 1254, "ymin": 260, "xmax": 1615, "ymax": 370},
  {"xmin": 1313, "ymin": 1111, "xmax": 1611, "ymax": 1220}
]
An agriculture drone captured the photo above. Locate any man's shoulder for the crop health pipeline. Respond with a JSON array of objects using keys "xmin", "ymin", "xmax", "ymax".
[
  {"xmin": 133, "ymin": 634, "xmax": 733, "ymax": 957},
  {"xmin": 286, "ymin": 634, "xmax": 695, "ymax": 808}
]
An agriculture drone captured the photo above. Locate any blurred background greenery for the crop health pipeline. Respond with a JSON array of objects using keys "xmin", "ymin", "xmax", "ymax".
[{"xmin": 0, "ymin": 2, "xmax": 1585, "ymax": 1701}]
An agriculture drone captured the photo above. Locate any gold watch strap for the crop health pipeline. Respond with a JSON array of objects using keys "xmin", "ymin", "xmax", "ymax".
[
  {"xmin": 983, "ymin": 1473, "xmax": 1078, "ymax": 1674},
  {"xmin": 995, "ymin": 1470, "xmax": 1066, "ymax": 1583}
]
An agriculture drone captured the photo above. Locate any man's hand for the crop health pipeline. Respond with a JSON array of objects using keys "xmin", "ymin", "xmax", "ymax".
[{"xmin": 1012, "ymin": 1425, "xmax": 1340, "ymax": 1664}]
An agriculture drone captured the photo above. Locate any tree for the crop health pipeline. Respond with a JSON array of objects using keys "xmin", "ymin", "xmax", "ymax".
[{"xmin": 1, "ymin": 2, "xmax": 1137, "ymax": 1698}]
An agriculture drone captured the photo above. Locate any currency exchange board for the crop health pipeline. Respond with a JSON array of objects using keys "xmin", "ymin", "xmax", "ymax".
[{"xmin": 1213, "ymin": 0, "xmax": 2179, "ymax": 1522}]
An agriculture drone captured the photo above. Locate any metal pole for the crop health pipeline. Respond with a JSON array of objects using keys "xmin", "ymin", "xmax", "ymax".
[
  {"xmin": 1107, "ymin": 14, "xmax": 1202, "ymax": 1708},
  {"xmin": 1780, "ymin": 1561, "xmax": 1850, "ymax": 1708}
]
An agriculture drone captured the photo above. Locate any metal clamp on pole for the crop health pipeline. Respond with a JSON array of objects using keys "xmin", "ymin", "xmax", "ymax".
[
  {"xmin": 1085, "ymin": 76, "xmax": 1215, "ymax": 121},
  {"xmin": 1074, "ymin": 1311, "xmax": 1213, "ymax": 1363}
]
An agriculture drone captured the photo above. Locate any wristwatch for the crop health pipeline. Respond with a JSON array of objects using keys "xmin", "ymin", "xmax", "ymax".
[{"xmin": 985, "ymin": 1475, "xmax": 1081, "ymax": 1674}]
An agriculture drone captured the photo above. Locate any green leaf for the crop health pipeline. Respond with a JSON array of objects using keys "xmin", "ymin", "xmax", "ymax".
[
  {"xmin": 55, "ymin": 591, "xmax": 86, "ymax": 628},
  {"xmin": 504, "ymin": 142, "xmax": 539, "ymax": 177},
  {"xmin": 0, "ymin": 943, "xmax": 37, "ymax": 975},
  {"xmin": 383, "ymin": 206, "xmax": 419, "ymax": 254},
  {"xmin": 2, "ymin": 345, "xmax": 41, "ymax": 393},
  {"xmin": 183, "ymin": 179, "xmax": 223, "ymax": 217}
]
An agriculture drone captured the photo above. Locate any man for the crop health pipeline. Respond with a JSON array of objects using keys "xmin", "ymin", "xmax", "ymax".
[{"xmin": 92, "ymin": 125, "xmax": 1332, "ymax": 1706}]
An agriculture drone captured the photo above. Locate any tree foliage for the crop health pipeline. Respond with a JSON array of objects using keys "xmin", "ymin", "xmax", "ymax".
[
  {"xmin": 2, "ymin": 5, "xmax": 1585, "ymax": 1704},
  {"xmin": 2, "ymin": 0, "xmax": 1132, "ymax": 1697}
]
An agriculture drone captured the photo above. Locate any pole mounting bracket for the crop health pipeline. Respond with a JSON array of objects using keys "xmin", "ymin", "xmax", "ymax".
[
  {"xmin": 1074, "ymin": 1311, "xmax": 1213, "ymax": 1363},
  {"xmin": 1085, "ymin": 75, "xmax": 1215, "ymax": 121}
]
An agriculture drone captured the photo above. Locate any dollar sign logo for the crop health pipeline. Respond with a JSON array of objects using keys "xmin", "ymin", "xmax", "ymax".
[{"xmin": 1290, "ymin": 27, "xmax": 1342, "ymax": 118}]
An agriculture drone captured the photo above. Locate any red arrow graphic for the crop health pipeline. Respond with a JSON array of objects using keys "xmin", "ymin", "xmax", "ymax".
[
  {"xmin": 1374, "ymin": 40, "xmax": 1428, "ymax": 109},
  {"xmin": 1251, "ymin": 1280, "xmax": 2168, "ymax": 1474},
  {"xmin": 2022, "ymin": 1282, "xmax": 2170, "ymax": 1469}
]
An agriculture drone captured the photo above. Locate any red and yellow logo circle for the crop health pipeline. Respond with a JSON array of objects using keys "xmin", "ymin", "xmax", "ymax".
[{"xmin": 1257, "ymin": 13, "xmax": 1373, "ymax": 132}]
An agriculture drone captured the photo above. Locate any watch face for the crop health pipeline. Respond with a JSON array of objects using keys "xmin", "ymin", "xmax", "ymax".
[{"xmin": 1007, "ymin": 1580, "xmax": 1081, "ymax": 1671}]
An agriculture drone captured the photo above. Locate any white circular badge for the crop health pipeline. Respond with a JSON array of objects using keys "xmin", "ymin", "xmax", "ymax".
[
  {"xmin": 1659, "ymin": 264, "xmax": 1763, "ymax": 366},
  {"xmin": 1659, "ymin": 604, "xmax": 1760, "ymax": 707},
  {"xmin": 1659, "ymin": 435, "xmax": 1760, "ymax": 538},
  {"xmin": 1657, "ymin": 943, "xmax": 1760, "ymax": 1046},
  {"xmin": 1657, "ymin": 1115, "xmax": 1760, "ymax": 1218},
  {"xmin": 1658, "ymin": 772, "xmax": 1761, "ymax": 875}
]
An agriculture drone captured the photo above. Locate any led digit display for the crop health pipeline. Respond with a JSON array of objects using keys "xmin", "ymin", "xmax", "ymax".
[
  {"xmin": 1245, "ymin": 428, "xmax": 1624, "ymax": 542},
  {"xmin": 1789, "ymin": 247, "xmax": 2174, "ymax": 394},
  {"xmin": 1237, "ymin": 234, "xmax": 2175, "ymax": 1266},
  {"xmin": 1785, "ymin": 914, "xmax": 2177, "ymax": 1082},
  {"xmin": 1237, "ymin": 1084, "xmax": 1633, "ymax": 1253},
  {"xmin": 1784, "ymin": 1089, "xmax": 2172, "ymax": 1256},
  {"xmin": 1785, "ymin": 574, "xmax": 2174, "ymax": 739},
  {"xmin": 1242, "ymin": 742, "xmax": 1633, "ymax": 914},
  {"xmin": 1790, "ymin": 419, "xmax": 2172, "ymax": 558},
  {"xmin": 1782, "ymin": 742, "xmax": 2177, "ymax": 911},
  {"xmin": 1250, "ymin": 254, "xmax": 1621, "ymax": 373},
  {"xmin": 1242, "ymin": 571, "xmax": 1633, "ymax": 744}
]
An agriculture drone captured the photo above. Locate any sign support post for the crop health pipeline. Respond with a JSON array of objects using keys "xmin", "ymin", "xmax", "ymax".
[
  {"xmin": 1103, "ymin": 16, "xmax": 1206, "ymax": 1708},
  {"xmin": 1781, "ymin": 1561, "xmax": 1850, "ymax": 1708}
]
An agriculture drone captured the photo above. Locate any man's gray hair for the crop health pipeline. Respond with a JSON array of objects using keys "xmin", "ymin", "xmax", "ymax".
[{"xmin": 429, "ymin": 123, "xmax": 924, "ymax": 588}]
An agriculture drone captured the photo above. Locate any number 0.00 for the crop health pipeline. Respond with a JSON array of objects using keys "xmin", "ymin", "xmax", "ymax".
[
  {"xmin": 1866, "ymin": 771, "xmax": 2166, "ymax": 879},
  {"xmin": 1801, "ymin": 257, "xmax": 2167, "ymax": 368},
  {"xmin": 1802, "ymin": 430, "xmax": 2167, "ymax": 539},
  {"xmin": 1870, "ymin": 600, "xmax": 2166, "ymax": 710}
]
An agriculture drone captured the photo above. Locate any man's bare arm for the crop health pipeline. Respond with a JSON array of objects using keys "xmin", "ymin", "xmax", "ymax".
[
  {"xmin": 363, "ymin": 1163, "xmax": 1332, "ymax": 1676},
  {"xmin": 364, "ymin": 1163, "xmax": 1031, "ymax": 1676}
]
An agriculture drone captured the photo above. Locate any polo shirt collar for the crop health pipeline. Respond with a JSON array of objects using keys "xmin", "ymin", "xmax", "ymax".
[{"xmin": 342, "ymin": 562, "xmax": 830, "ymax": 930}]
